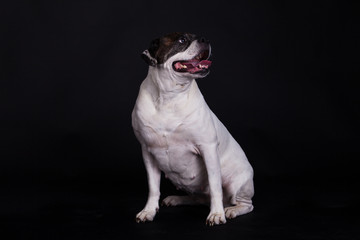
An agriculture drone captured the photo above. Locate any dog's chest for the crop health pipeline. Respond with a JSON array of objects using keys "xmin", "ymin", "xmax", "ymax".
[
  {"xmin": 137, "ymin": 109, "xmax": 193, "ymax": 149},
  {"xmin": 135, "ymin": 110, "xmax": 207, "ymax": 189}
]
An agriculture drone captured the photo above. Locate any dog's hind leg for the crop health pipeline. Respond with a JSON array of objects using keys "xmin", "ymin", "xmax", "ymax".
[
  {"xmin": 224, "ymin": 197, "xmax": 253, "ymax": 219},
  {"xmin": 224, "ymin": 176, "xmax": 254, "ymax": 219}
]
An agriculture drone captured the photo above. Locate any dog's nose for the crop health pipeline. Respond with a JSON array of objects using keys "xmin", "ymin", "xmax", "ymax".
[{"xmin": 198, "ymin": 37, "xmax": 210, "ymax": 44}]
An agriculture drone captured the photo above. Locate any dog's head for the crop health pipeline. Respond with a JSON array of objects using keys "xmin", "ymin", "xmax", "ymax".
[{"xmin": 141, "ymin": 32, "xmax": 212, "ymax": 79}]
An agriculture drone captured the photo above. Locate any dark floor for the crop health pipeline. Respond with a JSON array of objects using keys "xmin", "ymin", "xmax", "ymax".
[{"xmin": 2, "ymin": 173, "xmax": 358, "ymax": 240}]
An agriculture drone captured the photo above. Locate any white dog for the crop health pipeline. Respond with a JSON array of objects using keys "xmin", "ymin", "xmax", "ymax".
[{"xmin": 132, "ymin": 32, "xmax": 254, "ymax": 226}]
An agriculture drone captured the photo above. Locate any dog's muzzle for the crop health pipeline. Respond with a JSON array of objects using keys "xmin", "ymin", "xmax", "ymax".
[{"xmin": 172, "ymin": 47, "xmax": 211, "ymax": 74}]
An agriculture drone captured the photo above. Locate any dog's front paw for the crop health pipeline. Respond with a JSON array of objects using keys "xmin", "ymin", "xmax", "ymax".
[
  {"xmin": 135, "ymin": 209, "xmax": 158, "ymax": 223},
  {"xmin": 206, "ymin": 211, "xmax": 226, "ymax": 226}
]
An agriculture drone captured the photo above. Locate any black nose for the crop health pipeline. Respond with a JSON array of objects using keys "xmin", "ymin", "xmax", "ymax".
[{"xmin": 198, "ymin": 36, "xmax": 209, "ymax": 44}]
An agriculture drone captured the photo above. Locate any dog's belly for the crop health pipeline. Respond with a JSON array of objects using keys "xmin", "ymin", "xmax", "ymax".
[{"xmin": 149, "ymin": 145, "xmax": 209, "ymax": 194}]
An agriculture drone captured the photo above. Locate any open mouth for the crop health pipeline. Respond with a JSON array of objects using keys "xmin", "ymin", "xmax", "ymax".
[{"xmin": 173, "ymin": 50, "xmax": 211, "ymax": 74}]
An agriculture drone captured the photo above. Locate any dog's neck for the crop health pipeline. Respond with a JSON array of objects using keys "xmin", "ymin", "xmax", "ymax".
[{"xmin": 144, "ymin": 67, "xmax": 202, "ymax": 113}]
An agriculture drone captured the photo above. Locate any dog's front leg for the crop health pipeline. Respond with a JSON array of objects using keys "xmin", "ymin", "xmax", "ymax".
[
  {"xmin": 199, "ymin": 143, "xmax": 226, "ymax": 226},
  {"xmin": 136, "ymin": 145, "xmax": 161, "ymax": 223}
]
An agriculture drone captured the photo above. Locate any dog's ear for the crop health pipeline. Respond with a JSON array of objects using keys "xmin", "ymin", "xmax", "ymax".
[
  {"xmin": 141, "ymin": 38, "xmax": 160, "ymax": 66},
  {"xmin": 141, "ymin": 49, "xmax": 157, "ymax": 66}
]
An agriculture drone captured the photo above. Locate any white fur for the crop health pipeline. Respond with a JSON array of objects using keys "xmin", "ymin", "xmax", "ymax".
[{"xmin": 132, "ymin": 40, "xmax": 254, "ymax": 226}]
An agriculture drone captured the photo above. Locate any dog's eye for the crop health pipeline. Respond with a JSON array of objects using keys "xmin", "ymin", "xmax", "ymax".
[{"xmin": 178, "ymin": 37, "xmax": 186, "ymax": 44}]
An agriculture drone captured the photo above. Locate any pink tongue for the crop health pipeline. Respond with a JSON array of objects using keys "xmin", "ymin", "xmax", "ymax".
[
  {"xmin": 183, "ymin": 60, "xmax": 212, "ymax": 68},
  {"xmin": 199, "ymin": 60, "xmax": 212, "ymax": 66}
]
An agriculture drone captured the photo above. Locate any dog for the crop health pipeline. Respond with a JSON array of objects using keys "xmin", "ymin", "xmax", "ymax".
[{"xmin": 132, "ymin": 32, "xmax": 254, "ymax": 226}]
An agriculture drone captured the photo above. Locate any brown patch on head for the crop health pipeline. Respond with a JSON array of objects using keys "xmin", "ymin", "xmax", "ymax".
[{"xmin": 146, "ymin": 32, "xmax": 197, "ymax": 64}]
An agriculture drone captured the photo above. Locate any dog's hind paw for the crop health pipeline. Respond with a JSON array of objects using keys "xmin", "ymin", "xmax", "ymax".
[
  {"xmin": 225, "ymin": 204, "xmax": 254, "ymax": 219},
  {"xmin": 162, "ymin": 195, "xmax": 192, "ymax": 206}
]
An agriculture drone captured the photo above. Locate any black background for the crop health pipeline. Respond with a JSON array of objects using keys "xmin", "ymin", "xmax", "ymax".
[{"xmin": 1, "ymin": 1, "xmax": 359, "ymax": 239}]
